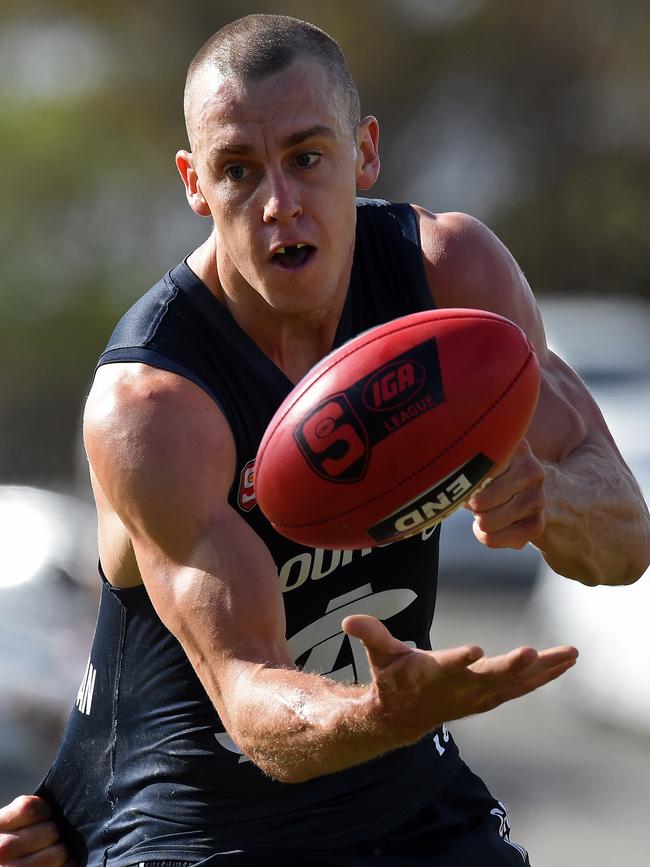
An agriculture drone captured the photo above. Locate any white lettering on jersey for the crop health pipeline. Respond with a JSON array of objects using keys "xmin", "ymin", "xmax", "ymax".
[
  {"xmin": 433, "ymin": 722, "xmax": 451, "ymax": 755},
  {"xmin": 490, "ymin": 801, "xmax": 529, "ymax": 861},
  {"xmin": 279, "ymin": 546, "xmax": 373, "ymax": 593},
  {"xmin": 278, "ymin": 522, "xmax": 439, "ymax": 595},
  {"xmin": 75, "ymin": 659, "xmax": 96, "ymax": 716}
]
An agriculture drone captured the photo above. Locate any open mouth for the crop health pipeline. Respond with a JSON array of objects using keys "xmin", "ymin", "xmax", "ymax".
[{"xmin": 271, "ymin": 243, "xmax": 315, "ymax": 269}]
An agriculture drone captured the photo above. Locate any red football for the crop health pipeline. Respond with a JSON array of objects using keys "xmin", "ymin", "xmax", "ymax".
[{"xmin": 255, "ymin": 309, "xmax": 540, "ymax": 549}]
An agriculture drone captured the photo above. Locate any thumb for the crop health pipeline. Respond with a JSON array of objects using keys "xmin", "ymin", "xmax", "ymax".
[{"xmin": 342, "ymin": 614, "xmax": 413, "ymax": 670}]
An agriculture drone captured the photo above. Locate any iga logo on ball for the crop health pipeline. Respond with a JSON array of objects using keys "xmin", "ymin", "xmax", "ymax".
[{"xmin": 362, "ymin": 360, "xmax": 426, "ymax": 411}]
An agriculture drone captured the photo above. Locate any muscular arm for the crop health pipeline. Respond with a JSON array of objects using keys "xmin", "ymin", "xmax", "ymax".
[
  {"xmin": 82, "ymin": 363, "xmax": 577, "ymax": 783},
  {"xmin": 416, "ymin": 207, "xmax": 650, "ymax": 586}
]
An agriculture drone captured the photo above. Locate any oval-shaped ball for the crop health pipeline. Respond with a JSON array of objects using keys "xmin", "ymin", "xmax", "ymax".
[{"xmin": 256, "ymin": 309, "xmax": 541, "ymax": 549}]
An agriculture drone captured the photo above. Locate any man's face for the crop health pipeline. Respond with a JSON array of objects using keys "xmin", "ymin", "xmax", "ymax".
[{"xmin": 182, "ymin": 59, "xmax": 379, "ymax": 316}]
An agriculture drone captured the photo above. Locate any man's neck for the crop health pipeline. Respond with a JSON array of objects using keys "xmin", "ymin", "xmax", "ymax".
[{"xmin": 186, "ymin": 235, "xmax": 348, "ymax": 383}]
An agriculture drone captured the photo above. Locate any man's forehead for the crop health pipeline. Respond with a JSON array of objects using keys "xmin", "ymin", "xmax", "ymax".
[{"xmin": 189, "ymin": 60, "xmax": 346, "ymax": 149}]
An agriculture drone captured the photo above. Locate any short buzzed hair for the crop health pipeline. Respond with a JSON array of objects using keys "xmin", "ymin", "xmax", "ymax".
[{"xmin": 184, "ymin": 14, "xmax": 361, "ymax": 145}]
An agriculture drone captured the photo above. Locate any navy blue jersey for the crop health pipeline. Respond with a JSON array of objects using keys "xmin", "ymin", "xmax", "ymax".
[{"xmin": 39, "ymin": 200, "xmax": 462, "ymax": 865}]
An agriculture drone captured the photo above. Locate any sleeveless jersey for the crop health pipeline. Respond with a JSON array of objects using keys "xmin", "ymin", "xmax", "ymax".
[{"xmin": 38, "ymin": 199, "xmax": 462, "ymax": 866}]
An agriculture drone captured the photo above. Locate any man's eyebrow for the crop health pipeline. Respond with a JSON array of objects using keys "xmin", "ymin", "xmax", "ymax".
[
  {"xmin": 208, "ymin": 125, "xmax": 337, "ymax": 161},
  {"xmin": 209, "ymin": 141, "xmax": 255, "ymax": 159},
  {"xmin": 283, "ymin": 125, "xmax": 337, "ymax": 148}
]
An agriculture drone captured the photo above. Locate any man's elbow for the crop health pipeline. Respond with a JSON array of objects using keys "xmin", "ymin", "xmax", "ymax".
[
  {"xmin": 576, "ymin": 545, "xmax": 649, "ymax": 588},
  {"xmin": 619, "ymin": 513, "xmax": 650, "ymax": 586},
  {"xmin": 241, "ymin": 742, "xmax": 325, "ymax": 785},
  {"xmin": 619, "ymin": 543, "xmax": 650, "ymax": 587}
]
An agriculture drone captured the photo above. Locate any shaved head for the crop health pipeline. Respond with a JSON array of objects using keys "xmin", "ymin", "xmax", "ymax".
[{"xmin": 183, "ymin": 14, "xmax": 361, "ymax": 149}]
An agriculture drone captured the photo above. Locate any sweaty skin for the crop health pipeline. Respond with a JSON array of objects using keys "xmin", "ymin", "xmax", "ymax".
[{"xmin": 2, "ymin": 49, "xmax": 649, "ymax": 866}]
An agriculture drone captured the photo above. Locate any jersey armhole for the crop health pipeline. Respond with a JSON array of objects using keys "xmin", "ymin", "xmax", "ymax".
[
  {"xmin": 397, "ymin": 202, "xmax": 437, "ymax": 310},
  {"xmin": 95, "ymin": 348, "xmax": 226, "ymax": 415}
]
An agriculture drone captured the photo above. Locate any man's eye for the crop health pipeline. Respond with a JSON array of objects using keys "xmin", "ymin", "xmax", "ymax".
[
  {"xmin": 295, "ymin": 152, "xmax": 320, "ymax": 168},
  {"xmin": 225, "ymin": 165, "xmax": 248, "ymax": 181}
]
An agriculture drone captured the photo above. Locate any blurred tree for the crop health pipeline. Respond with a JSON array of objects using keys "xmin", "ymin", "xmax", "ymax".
[{"xmin": 1, "ymin": 0, "xmax": 648, "ymax": 485}]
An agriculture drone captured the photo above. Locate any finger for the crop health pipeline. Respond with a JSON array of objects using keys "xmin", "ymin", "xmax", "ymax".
[
  {"xmin": 475, "ymin": 440, "xmax": 530, "ymax": 488},
  {"xmin": 431, "ymin": 644, "xmax": 485, "ymax": 674},
  {"xmin": 341, "ymin": 615, "xmax": 412, "ymax": 669},
  {"xmin": 477, "ymin": 643, "xmax": 577, "ymax": 673},
  {"xmin": 514, "ymin": 650, "xmax": 579, "ymax": 689},
  {"xmin": 536, "ymin": 644, "xmax": 579, "ymax": 665},
  {"xmin": 468, "ymin": 645, "xmax": 538, "ymax": 677},
  {"xmin": 467, "ymin": 441, "xmax": 544, "ymax": 512},
  {"xmin": 0, "ymin": 822, "xmax": 60, "ymax": 861},
  {"xmin": 472, "ymin": 482, "xmax": 545, "ymax": 535},
  {"xmin": 503, "ymin": 654, "xmax": 578, "ymax": 702},
  {"xmin": 1, "ymin": 842, "xmax": 70, "ymax": 867},
  {"xmin": 472, "ymin": 512, "xmax": 546, "ymax": 549},
  {"xmin": 468, "ymin": 652, "xmax": 578, "ymax": 715},
  {"xmin": 0, "ymin": 798, "xmax": 52, "ymax": 833}
]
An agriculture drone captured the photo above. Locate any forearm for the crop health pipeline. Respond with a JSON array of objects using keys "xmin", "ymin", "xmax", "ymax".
[
  {"xmin": 223, "ymin": 662, "xmax": 419, "ymax": 783},
  {"xmin": 536, "ymin": 445, "xmax": 650, "ymax": 586}
]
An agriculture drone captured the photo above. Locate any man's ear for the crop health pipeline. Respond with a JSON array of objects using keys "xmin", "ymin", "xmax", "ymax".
[
  {"xmin": 175, "ymin": 150, "xmax": 212, "ymax": 217},
  {"xmin": 355, "ymin": 116, "xmax": 381, "ymax": 191}
]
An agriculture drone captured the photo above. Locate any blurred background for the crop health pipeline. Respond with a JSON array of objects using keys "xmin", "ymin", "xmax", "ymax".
[{"xmin": 1, "ymin": 1, "xmax": 649, "ymax": 865}]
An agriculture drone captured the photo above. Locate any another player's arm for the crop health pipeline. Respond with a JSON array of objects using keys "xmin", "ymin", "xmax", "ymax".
[
  {"xmin": 0, "ymin": 796, "xmax": 71, "ymax": 867},
  {"xmin": 82, "ymin": 363, "xmax": 577, "ymax": 784},
  {"xmin": 416, "ymin": 207, "xmax": 650, "ymax": 586}
]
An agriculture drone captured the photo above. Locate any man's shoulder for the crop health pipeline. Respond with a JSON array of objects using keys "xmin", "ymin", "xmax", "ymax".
[
  {"xmin": 412, "ymin": 206, "xmax": 534, "ymax": 315},
  {"xmin": 87, "ymin": 361, "xmax": 225, "ymax": 425},
  {"xmin": 84, "ymin": 361, "xmax": 233, "ymax": 491},
  {"xmin": 412, "ymin": 207, "xmax": 493, "ymax": 251}
]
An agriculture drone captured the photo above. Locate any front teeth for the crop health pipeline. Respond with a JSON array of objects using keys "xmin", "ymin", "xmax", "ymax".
[{"xmin": 276, "ymin": 243, "xmax": 307, "ymax": 254}]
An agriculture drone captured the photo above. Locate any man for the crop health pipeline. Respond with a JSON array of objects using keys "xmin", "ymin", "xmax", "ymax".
[{"xmin": 1, "ymin": 13, "xmax": 648, "ymax": 867}]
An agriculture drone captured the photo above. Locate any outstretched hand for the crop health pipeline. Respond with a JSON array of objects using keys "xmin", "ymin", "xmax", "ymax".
[
  {"xmin": 0, "ymin": 796, "xmax": 71, "ymax": 867},
  {"xmin": 342, "ymin": 614, "xmax": 577, "ymax": 740}
]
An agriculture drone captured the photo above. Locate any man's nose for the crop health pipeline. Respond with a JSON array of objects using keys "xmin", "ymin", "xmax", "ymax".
[{"xmin": 262, "ymin": 170, "xmax": 302, "ymax": 223}]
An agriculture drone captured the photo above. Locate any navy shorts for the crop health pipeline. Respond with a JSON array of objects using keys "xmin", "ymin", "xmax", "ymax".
[{"xmin": 139, "ymin": 762, "xmax": 530, "ymax": 866}]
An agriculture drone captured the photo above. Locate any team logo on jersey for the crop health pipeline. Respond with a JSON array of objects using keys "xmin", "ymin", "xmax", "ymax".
[
  {"xmin": 237, "ymin": 459, "xmax": 257, "ymax": 512},
  {"xmin": 288, "ymin": 582, "xmax": 417, "ymax": 683}
]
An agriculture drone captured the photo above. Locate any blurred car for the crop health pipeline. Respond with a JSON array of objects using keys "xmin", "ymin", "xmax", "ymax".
[
  {"xmin": 0, "ymin": 485, "xmax": 99, "ymax": 799},
  {"xmin": 527, "ymin": 295, "xmax": 650, "ymax": 734}
]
